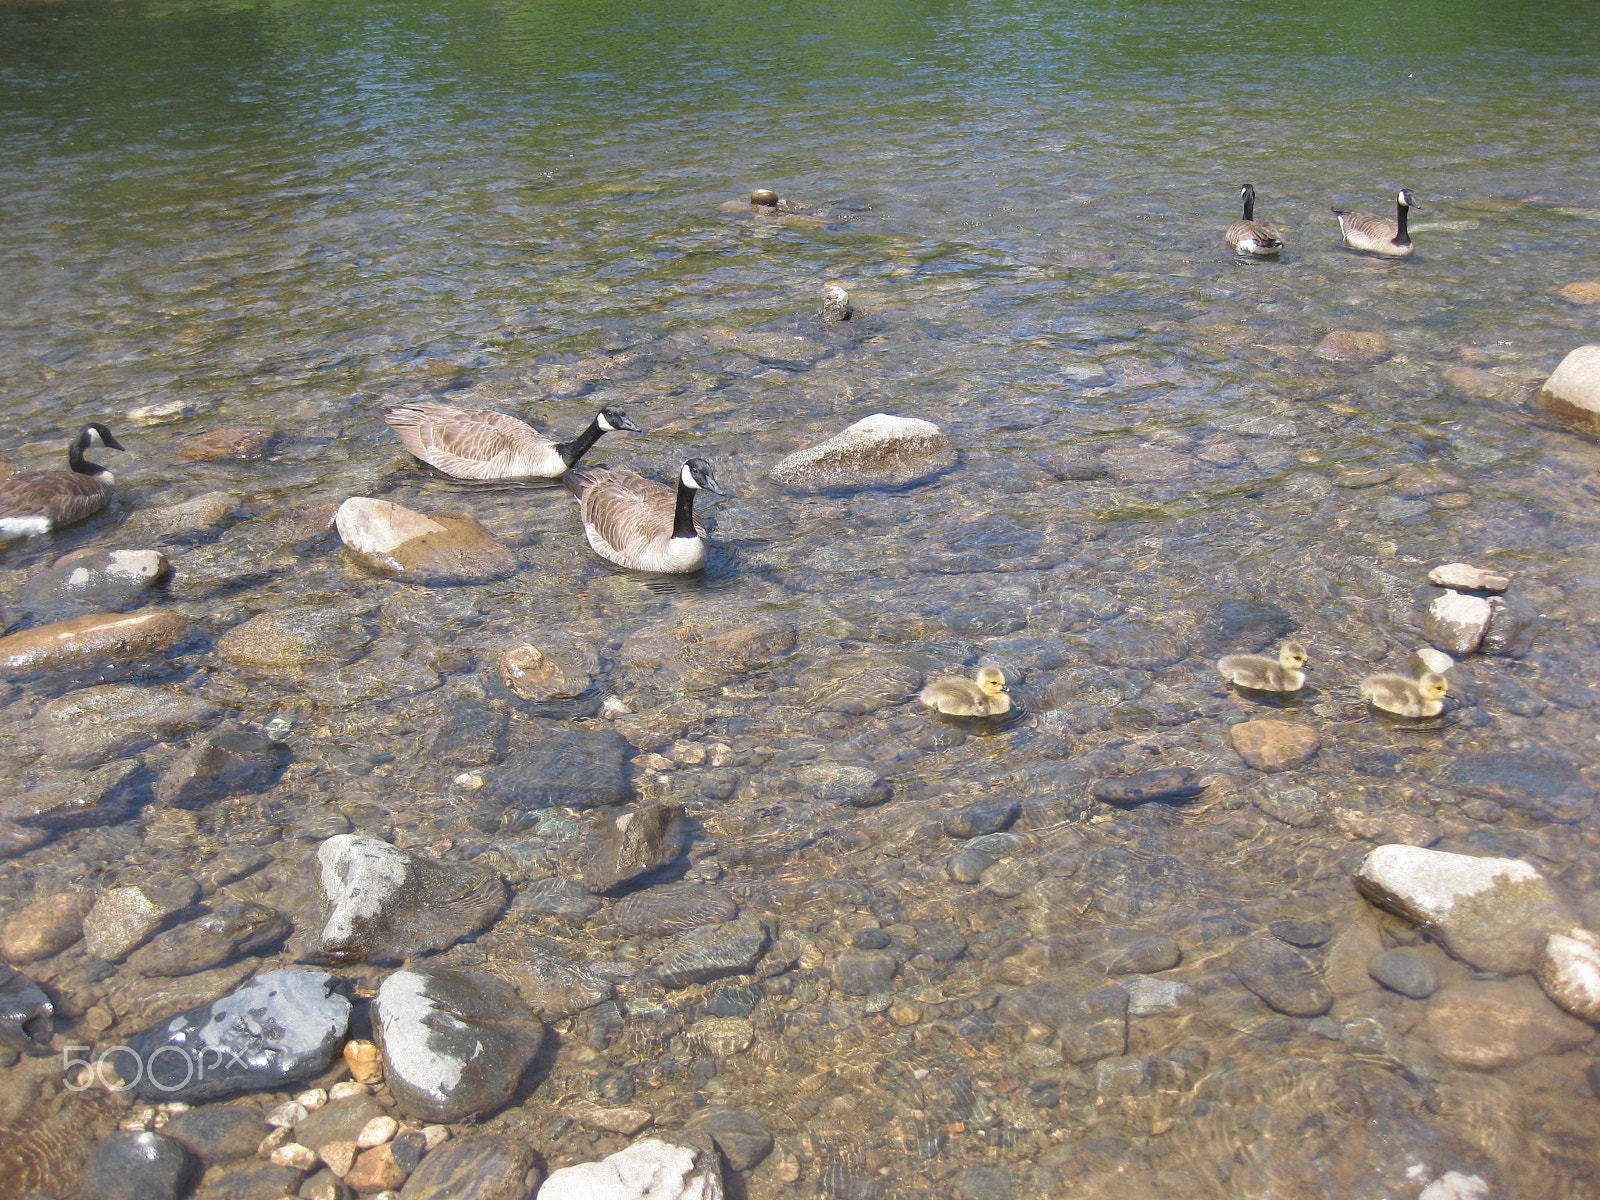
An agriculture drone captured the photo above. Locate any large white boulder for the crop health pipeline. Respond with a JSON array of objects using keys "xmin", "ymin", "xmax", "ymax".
[{"xmin": 1534, "ymin": 344, "xmax": 1600, "ymax": 438}]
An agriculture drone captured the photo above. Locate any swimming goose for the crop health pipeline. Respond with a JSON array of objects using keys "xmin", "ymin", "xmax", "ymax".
[
  {"xmin": 1332, "ymin": 189, "xmax": 1420, "ymax": 258},
  {"xmin": 1216, "ymin": 641, "xmax": 1308, "ymax": 692},
  {"xmin": 920, "ymin": 667, "xmax": 1011, "ymax": 717},
  {"xmin": 1360, "ymin": 670, "xmax": 1447, "ymax": 717},
  {"xmin": 564, "ymin": 458, "xmax": 724, "ymax": 573},
  {"xmin": 383, "ymin": 402, "xmax": 641, "ymax": 480},
  {"xmin": 0, "ymin": 423, "xmax": 124, "ymax": 542},
  {"xmin": 1227, "ymin": 184, "xmax": 1284, "ymax": 257}
]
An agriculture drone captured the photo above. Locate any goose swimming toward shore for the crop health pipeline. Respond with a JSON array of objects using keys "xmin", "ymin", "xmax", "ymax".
[
  {"xmin": 1361, "ymin": 670, "xmax": 1448, "ymax": 717},
  {"xmin": 1332, "ymin": 189, "xmax": 1420, "ymax": 258},
  {"xmin": 920, "ymin": 667, "xmax": 1011, "ymax": 717},
  {"xmin": 0, "ymin": 423, "xmax": 124, "ymax": 542},
  {"xmin": 1216, "ymin": 641, "xmax": 1308, "ymax": 692},
  {"xmin": 1227, "ymin": 184, "xmax": 1284, "ymax": 257},
  {"xmin": 564, "ymin": 458, "xmax": 724, "ymax": 573},
  {"xmin": 383, "ymin": 402, "xmax": 641, "ymax": 480}
]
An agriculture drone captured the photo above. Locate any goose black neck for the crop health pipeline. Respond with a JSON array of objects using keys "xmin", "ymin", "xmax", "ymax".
[
  {"xmin": 1395, "ymin": 199, "xmax": 1411, "ymax": 244},
  {"xmin": 67, "ymin": 436, "xmax": 106, "ymax": 477},
  {"xmin": 672, "ymin": 476, "xmax": 699, "ymax": 540},
  {"xmin": 557, "ymin": 417, "xmax": 606, "ymax": 468},
  {"xmin": 1242, "ymin": 194, "xmax": 1255, "ymax": 221}
]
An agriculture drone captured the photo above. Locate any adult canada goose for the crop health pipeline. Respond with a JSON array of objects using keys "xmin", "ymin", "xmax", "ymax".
[
  {"xmin": 1332, "ymin": 189, "xmax": 1421, "ymax": 258},
  {"xmin": 382, "ymin": 402, "xmax": 641, "ymax": 480},
  {"xmin": 1216, "ymin": 641, "xmax": 1308, "ymax": 692},
  {"xmin": 564, "ymin": 458, "xmax": 724, "ymax": 573},
  {"xmin": 920, "ymin": 667, "xmax": 1011, "ymax": 717},
  {"xmin": 1227, "ymin": 184, "xmax": 1284, "ymax": 257},
  {"xmin": 0, "ymin": 423, "xmax": 124, "ymax": 542},
  {"xmin": 1361, "ymin": 670, "xmax": 1448, "ymax": 717}
]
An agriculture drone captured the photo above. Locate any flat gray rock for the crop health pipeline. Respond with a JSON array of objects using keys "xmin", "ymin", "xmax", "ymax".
[
  {"xmin": 653, "ymin": 917, "xmax": 769, "ymax": 989},
  {"xmin": 483, "ymin": 732, "xmax": 632, "ymax": 810},
  {"xmin": 1437, "ymin": 751, "xmax": 1595, "ymax": 823}
]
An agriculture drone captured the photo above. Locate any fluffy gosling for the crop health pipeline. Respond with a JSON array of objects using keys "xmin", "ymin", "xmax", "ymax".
[
  {"xmin": 1361, "ymin": 670, "xmax": 1448, "ymax": 718},
  {"xmin": 919, "ymin": 667, "xmax": 1011, "ymax": 717},
  {"xmin": 1216, "ymin": 641, "xmax": 1308, "ymax": 693}
]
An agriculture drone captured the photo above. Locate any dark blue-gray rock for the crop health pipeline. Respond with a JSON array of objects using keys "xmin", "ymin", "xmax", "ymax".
[
  {"xmin": 1107, "ymin": 935, "xmax": 1181, "ymax": 975},
  {"xmin": 2, "ymin": 759, "xmax": 139, "ymax": 829},
  {"xmin": 127, "ymin": 901, "xmax": 290, "ymax": 978},
  {"xmin": 1368, "ymin": 948, "xmax": 1440, "ymax": 999},
  {"xmin": 316, "ymin": 834, "xmax": 507, "ymax": 964},
  {"xmin": 159, "ymin": 1102, "xmax": 267, "ymax": 1164},
  {"xmin": 487, "ymin": 947, "xmax": 613, "ymax": 1022},
  {"xmin": 1091, "ymin": 768, "xmax": 1204, "ymax": 808},
  {"xmin": 683, "ymin": 1106, "xmax": 774, "ymax": 1171},
  {"xmin": 1269, "ymin": 918, "xmax": 1332, "ymax": 948},
  {"xmin": 1482, "ymin": 592, "xmax": 1537, "ymax": 656},
  {"xmin": 948, "ymin": 831, "xmax": 1027, "ymax": 884},
  {"xmin": 481, "ymin": 732, "xmax": 631, "ymax": 810},
  {"xmin": 154, "ymin": 731, "xmax": 289, "ymax": 808},
  {"xmin": 832, "ymin": 948, "xmax": 897, "ymax": 995},
  {"xmin": 942, "ymin": 799, "xmax": 1019, "ymax": 839},
  {"xmin": 0, "ymin": 964, "xmax": 53, "ymax": 1054},
  {"xmin": 612, "ymin": 883, "xmax": 737, "ymax": 937},
  {"xmin": 851, "ymin": 927, "xmax": 891, "ymax": 950},
  {"xmin": 797, "ymin": 763, "xmax": 889, "ymax": 808},
  {"xmin": 76, "ymin": 1130, "xmax": 194, "ymax": 1200},
  {"xmin": 1437, "ymin": 751, "xmax": 1596, "ymax": 823},
  {"xmin": 1230, "ymin": 936, "xmax": 1331, "ymax": 1017},
  {"xmin": 580, "ymin": 803, "xmax": 689, "ymax": 894},
  {"xmin": 127, "ymin": 968, "xmax": 350, "ymax": 1102},
  {"xmin": 374, "ymin": 967, "xmax": 545, "ymax": 1123},
  {"xmin": 653, "ymin": 917, "xmax": 770, "ymax": 988},
  {"xmin": 396, "ymin": 1132, "xmax": 543, "ymax": 1200}
]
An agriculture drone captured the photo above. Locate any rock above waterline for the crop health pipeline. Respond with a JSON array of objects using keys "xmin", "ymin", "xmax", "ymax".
[
  {"xmin": 1229, "ymin": 720, "xmax": 1320, "ymax": 772},
  {"xmin": 336, "ymin": 497, "xmax": 517, "ymax": 584},
  {"xmin": 16, "ymin": 547, "xmax": 170, "ymax": 619},
  {"xmin": 0, "ymin": 610, "xmax": 189, "ymax": 672},
  {"xmin": 1423, "ymin": 591, "xmax": 1492, "ymax": 656},
  {"xmin": 1534, "ymin": 344, "xmax": 1600, "ymax": 438},
  {"xmin": 1354, "ymin": 844, "xmax": 1574, "ymax": 974},
  {"xmin": 538, "ymin": 1136, "xmax": 723, "ymax": 1200},
  {"xmin": 769, "ymin": 413, "xmax": 956, "ymax": 491},
  {"xmin": 316, "ymin": 834, "xmax": 507, "ymax": 964},
  {"xmin": 395, "ymin": 1132, "xmax": 543, "ymax": 1200},
  {"xmin": 1424, "ymin": 977, "xmax": 1594, "ymax": 1069},
  {"xmin": 375, "ymin": 967, "xmax": 544, "ymax": 1123},
  {"xmin": 126, "ymin": 968, "xmax": 350, "ymax": 1102},
  {"xmin": 1536, "ymin": 928, "xmax": 1600, "ymax": 1020},
  {"xmin": 1428, "ymin": 562, "xmax": 1511, "ymax": 592}
]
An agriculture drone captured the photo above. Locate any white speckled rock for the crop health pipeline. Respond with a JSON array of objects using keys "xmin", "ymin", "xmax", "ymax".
[
  {"xmin": 538, "ymin": 1136, "xmax": 723, "ymax": 1200},
  {"xmin": 1423, "ymin": 590, "xmax": 1493, "ymax": 656},
  {"xmin": 1427, "ymin": 562, "xmax": 1511, "ymax": 592},
  {"xmin": 1536, "ymin": 928, "xmax": 1600, "ymax": 1020},
  {"xmin": 1354, "ymin": 844, "xmax": 1574, "ymax": 974},
  {"xmin": 769, "ymin": 414, "xmax": 955, "ymax": 491},
  {"xmin": 1534, "ymin": 344, "xmax": 1600, "ymax": 438}
]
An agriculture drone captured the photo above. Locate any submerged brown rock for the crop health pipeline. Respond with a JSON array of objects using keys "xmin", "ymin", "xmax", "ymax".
[{"xmin": 0, "ymin": 611, "xmax": 189, "ymax": 672}]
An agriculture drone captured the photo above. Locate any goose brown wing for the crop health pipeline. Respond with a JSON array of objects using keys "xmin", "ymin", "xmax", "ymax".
[
  {"xmin": 0, "ymin": 470, "xmax": 110, "ymax": 524},
  {"xmin": 384, "ymin": 403, "xmax": 550, "ymax": 476},
  {"xmin": 569, "ymin": 466, "xmax": 676, "ymax": 555},
  {"xmin": 1333, "ymin": 208, "xmax": 1397, "ymax": 243}
]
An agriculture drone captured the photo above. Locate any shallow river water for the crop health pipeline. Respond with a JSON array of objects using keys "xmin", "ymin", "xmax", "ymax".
[{"xmin": 3, "ymin": 1, "xmax": 1600, "ymax": 1197}]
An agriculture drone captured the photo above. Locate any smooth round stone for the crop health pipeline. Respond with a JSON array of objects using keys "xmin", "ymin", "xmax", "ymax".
[
  {"xmin": 77, "ymin": 1131, "xmax": 193, "ymax": 1200},
  {"xmin": 1368, "ymin": 948, "xmax": 1441, "ymax": 999},
  {"xmin": 612, "ymin": 884, "xmax": 737, "ymax": 938},
  {"xmin": 851, "ymin": 928, "xmax": 891, "ymax": 950},
  {"xmin": 482, "ymin": 733, "xmax": 631, "ymax": 810},
  {"xmin": 0, "ymin": 891, "xmax": 93, "ymax": 963},
  {"xmin": 1108, "ymin": 935, "xmax": 1181, "ymax": 975},
  {"xmin": 769, "ymin": 414, "xmax": 956, "ymax": 491},
  {"xmin": 0, "ymin": 610, "xmax": 190, "ymax": 672},
  {"xmin": 796, "ymin": 763, "xmax": 889, "ymax": 808},
  {"xmin": 1428, "ymin": 563, "xmax": 1511, "ymax": 592},
  {"xmin": 1424, "ymin": 977, "xmax": 1595, "ymax": 1069},
  {"xmin": 683, "ymin": 1107, "xmax": 774, "ymax": 1171},
  {"xmin": 1536, "ymin": 928, "xmax": 1600, "ymax": 1020},
  {"xmin": 1230, "ymin": 721, "xmax": 1320, "ymax": 773},
  {"xmin": 160, "ymin": 1103, "xmax": 267, "ymax": 1164},
  {"xmin": 1091, "ymin": 768, "xmax": 1203, "ymax": 807},
  {"xmin": 942, "ymin": 799, "xmax": 1019, "ymax": 839},
  {"xmin": 1424, "ymin": 591, "xmax": 1492, "ymax": 656},
  {"xmin": 1268, "ymin": 918, "xmax": 1332, "ymax": 948},
  {"xmin": 1229, "ymin": 936, "xmax": 1331, "ymax": 1017},
  {"xmin": 948, "ymin": 831, "xmax": 1026, "ymax": 884}
]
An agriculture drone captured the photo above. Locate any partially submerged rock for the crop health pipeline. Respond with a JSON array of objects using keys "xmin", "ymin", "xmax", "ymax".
[
  {"xmin": 538, "ymin": 1135, "xmax": 724, "ymax": 1200},
  {"xmin": 1423, "ymin": 591, "xmax": 1492, "ymax": 656},
  {"xmin": 0, "ymin": 611, "xmax": 190, "ymax": 672},
  {"xmin": 1537, "ymin": 928, "xmax": 1600, "ymax": 1020},
  {"xmin": 0, "ymin": 964, "xmax": 54, "ymax": 1054},
  {"xmin": 580, "ymin": 803, "xmax": 690, "ymax": 894},
  {"xmin": 1354, "ymin": 844, "xmax": 1574, "ymax": 974},
  {"xmin": 335, "ymin": 497, "xmax": 516, "ymax": 585},
  {"xmin": 316, "ymin": 834, "xmax": 507, "ymax": 964},
  {"xmin": 1533, "ymin": 344, "xmax": 1600, "ymax": 438},
  {"xmin": 14, "ymin": 548, "xmax": 170, "ymax": 620},
  {"xmin": 769, "ymin": 414, "xmax": 955, "ymax": 491},
  {"xmin": 1428, "ymin": 563, "xmax": 1511, "ymax": 592}
]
